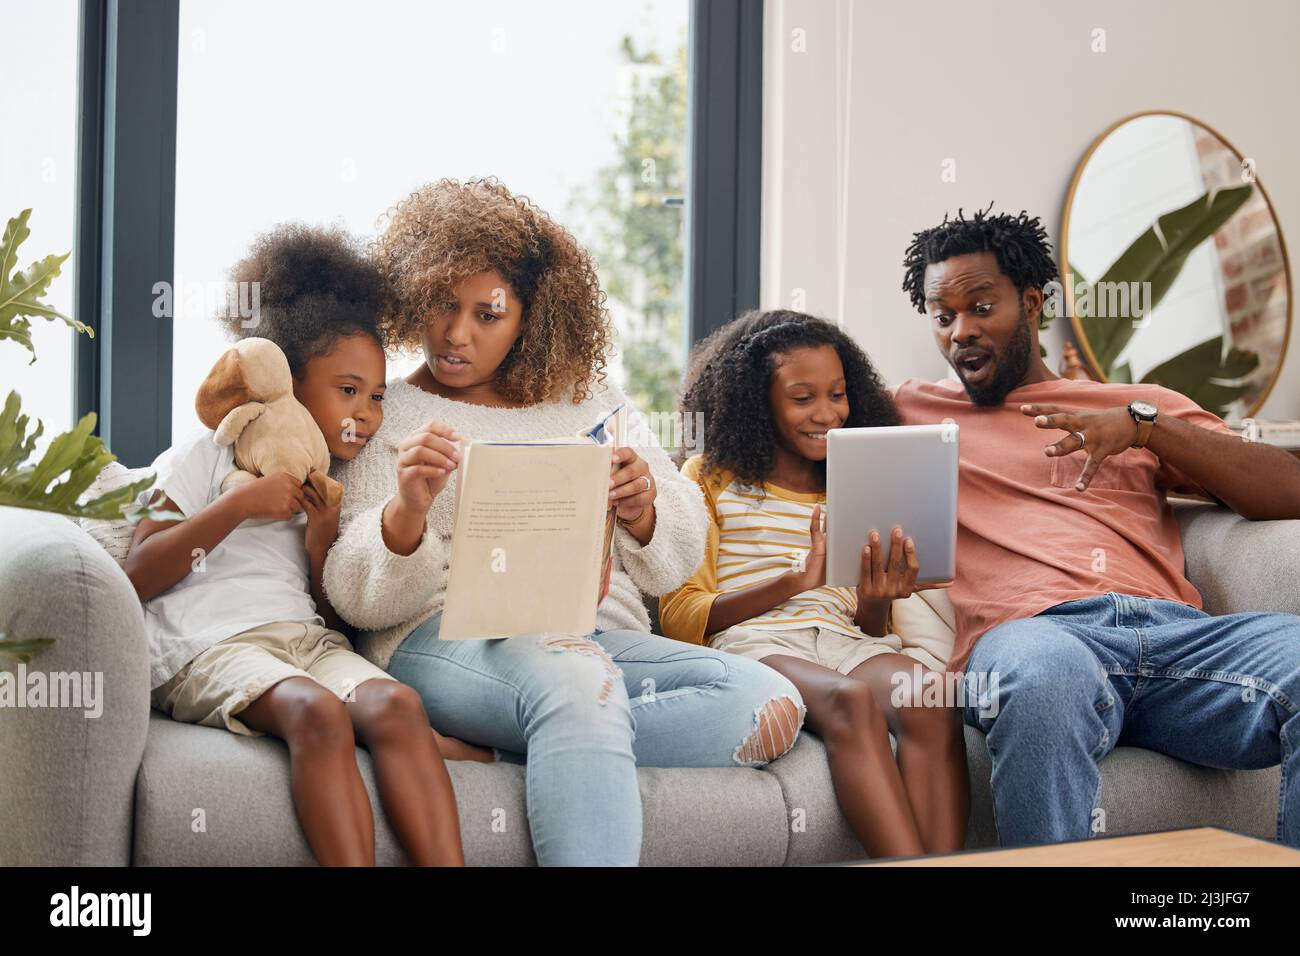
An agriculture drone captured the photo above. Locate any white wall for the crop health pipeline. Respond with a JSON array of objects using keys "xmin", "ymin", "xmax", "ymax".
[{"xmin": 761, "ymin": 0, "xmax": 1300, "ymax": 420}]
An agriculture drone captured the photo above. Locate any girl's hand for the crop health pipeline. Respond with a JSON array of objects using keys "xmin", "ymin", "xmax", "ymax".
[
  {"xmin": 789, "ymin": 504, "xmax": 827, "ymax": 593},
  {"xmin": 395, "ymin": 420, "xmax": 462, "ymax": 515},
  {"xmin": 231, "ymin": 472, "xmax": 307, "ymax": 522},
  {"xmin": 857, "ymin": 526, "xmax": 920, "ymax": 602},
  {"xmin": 303, "ymin": 483, "xmax": 341, "ymax": 562},
  {"xmin": 609, "ymin": 446, "xmax": 656, "ymax": 521}
]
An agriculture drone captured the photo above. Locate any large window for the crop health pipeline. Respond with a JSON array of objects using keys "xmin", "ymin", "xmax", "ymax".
[
  {"xmin": 171, "ymin": 0, "xmax": 690, "ymax": 439},
  {"xmin": 0, "ymin": 0, "xmax": 80, "ymax": 453}
]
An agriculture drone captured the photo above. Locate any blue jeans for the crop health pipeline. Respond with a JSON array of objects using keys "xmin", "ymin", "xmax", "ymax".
[
  {"xmin": 387, "ymin": 614, "xmax": 805, "ymax": 865},
  {"xmin": 961, "ymin": 593, "xmax": 1300, "ymax": 847}
]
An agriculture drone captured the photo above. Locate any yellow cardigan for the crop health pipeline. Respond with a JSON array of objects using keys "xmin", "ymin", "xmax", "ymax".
[
  {"xmin": 659, "ymin": 456, "xmax": 743, "ymax": 645},
  {"xmin": 659, "ymin": 456, "xmax": 957, "ymax": 665}
]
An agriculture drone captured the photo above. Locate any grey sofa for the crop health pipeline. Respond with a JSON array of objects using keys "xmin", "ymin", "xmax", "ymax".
[{"xmin": 1, "ymin": 501, "xmax": 1294, "ymax": 866}]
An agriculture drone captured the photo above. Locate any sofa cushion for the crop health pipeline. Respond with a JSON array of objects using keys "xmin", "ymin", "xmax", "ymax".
[
  {"xmin": 0, "ymin": 507, "xmax": 151, "ymax": 865},
  {"xmin": 134, "ymin": 711, "xmax": 793, "ymax": 866},
  {"xmin": 77, "ymin": 461, "xmax": 155, "ymax": 566},
  {"xmin": 1174, "ymin": 501, "xmax": 1300, "ymax": 616},
  {"xmin": 765, "ymin": 727, "xmax": 1280, "ymax": 863}
]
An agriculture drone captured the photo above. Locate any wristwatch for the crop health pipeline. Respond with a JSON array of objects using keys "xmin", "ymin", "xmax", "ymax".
[{"xmin": 1127, "ymin": 400, "xmax": 1158, "ymax": 448}]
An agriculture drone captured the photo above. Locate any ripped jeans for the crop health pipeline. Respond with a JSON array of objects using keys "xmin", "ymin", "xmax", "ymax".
[{"xmin": 387, "ymin": 613, "xmax": 806, "ymax": 866}]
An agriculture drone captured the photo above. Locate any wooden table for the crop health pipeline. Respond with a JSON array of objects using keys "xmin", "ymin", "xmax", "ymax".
[{"xmin": 862, "ymin": 827, "xmax": 1300, "ymax": 866}]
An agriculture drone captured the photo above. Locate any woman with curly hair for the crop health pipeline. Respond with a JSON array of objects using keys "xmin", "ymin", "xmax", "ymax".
[
  {"xmin": 321, "ymin": 179, "xmax": 805, "ymax": 866},
  {"xmin": 660, "ymin": 310, "xmax": 969, "ymax": 858}
]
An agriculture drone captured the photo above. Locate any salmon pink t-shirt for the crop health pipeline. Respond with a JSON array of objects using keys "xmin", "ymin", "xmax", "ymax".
[{"xmin": 891, "ymin": 377, "xmax": 1233, "ymax": 673}]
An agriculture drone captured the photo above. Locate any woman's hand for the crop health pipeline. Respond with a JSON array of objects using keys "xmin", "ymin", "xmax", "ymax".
[
  {"xmin": 609, "ymin": 446, "xmax": 656, "ymax": 519},
  {"xmin": 787, "ymin": 504, "xmax": 827, "ymax": 593},
  {"xmin": 396, "ymin": 420, "xmax": 462, "ymax": 514},
  {"xmin": 609, "ymin": 446, "xmax": 658, "ymax": 544},
  {"xmin": 383, "ymin": 420, "xmax": 461, "ymax": 557}
]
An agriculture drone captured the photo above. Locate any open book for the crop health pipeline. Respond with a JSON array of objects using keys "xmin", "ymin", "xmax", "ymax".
[{"xmin": 437, "ymin": 405, "xmax": 628, "ymax": 640}]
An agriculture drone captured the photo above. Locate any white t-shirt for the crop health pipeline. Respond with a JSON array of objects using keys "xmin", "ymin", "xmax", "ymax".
[{"xmin": 137, "ymin": 428, "xmax": 323, "ymax": 688}]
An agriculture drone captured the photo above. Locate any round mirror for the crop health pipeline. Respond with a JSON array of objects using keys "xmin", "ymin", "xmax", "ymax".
[{"xmin": 1059, "ymin": 111, "xmax": 1292, "ymax": 418}]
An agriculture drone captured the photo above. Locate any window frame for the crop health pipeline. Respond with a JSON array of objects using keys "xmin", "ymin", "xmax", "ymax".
[
  {"xmin": 76, "ymin": 0, "xmax": 179, "ymax": 467},
  {"xmin": 685, "ymin": 0, "xmax": 763, "ymax": 345},
  {"xmin": 75, "ymin": 0, "xmax": 759, "ymax": 465}
]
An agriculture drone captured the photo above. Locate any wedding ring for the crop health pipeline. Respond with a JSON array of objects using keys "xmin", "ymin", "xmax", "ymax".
[
  {"xmin": 1071, "ymin": 430, "xmax": 1087, "ymax": 449},
  {"xmin": 641, "ymin": 475, "xmax": 652, "ymax": 492}
]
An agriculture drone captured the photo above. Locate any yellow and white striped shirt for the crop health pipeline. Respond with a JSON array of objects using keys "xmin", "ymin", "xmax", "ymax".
[{"xmin": 660, "ymin": 456, "xmax": 861, "ymax": 644}]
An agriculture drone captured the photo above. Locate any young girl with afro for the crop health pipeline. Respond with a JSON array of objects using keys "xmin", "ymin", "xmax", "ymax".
[
  {"xmin": 126, "ymin": 224, "xmax": 466, "ymax": 866},
  {"xmin": 660, "ymin": 309, "xmax": 970, "ymax": 858}
]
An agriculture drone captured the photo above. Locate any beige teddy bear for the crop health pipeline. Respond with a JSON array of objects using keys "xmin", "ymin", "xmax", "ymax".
[{"xmin": 195, "ymin": 337, "xmax": 343, "ymax": 508}]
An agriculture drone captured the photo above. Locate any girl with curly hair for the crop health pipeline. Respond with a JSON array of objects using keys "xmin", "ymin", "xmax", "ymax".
[
  {"xmin": 321, "ymin": 179, "xmax": 805, "ymax": 866},
  {"xmin": 660, "ymin": 309, "xmax": 969, "ymax": 858},
  {"xmin": 128, "ymin": 224, "xmax": 465, "ymax": 865}
]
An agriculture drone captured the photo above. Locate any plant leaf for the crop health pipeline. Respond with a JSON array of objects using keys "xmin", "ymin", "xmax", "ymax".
[
  {"xmin": 0, "ymin": 314, "xmax": 34, "ymax": 360},
  {"xmin": 0, "ymin": 396, "xmax": 166, "ymax": 520},
  {"xmin": 1084, "ymin": 186, "xmax": 1253, "ymax": 371},
  {"xmin": 1139, "ymin": 335, "xmax": 1260, "ymax": 416},
  {"xmin": 0, "ymin": 211, "xmax": 153, "ymax": 524},
  {"xmin": 0, "ymin": 210, "xmax": 32, "ymax": 288},
  {"xmin": 0, "ymin": 209, "xmax": 90, "ymax": 365},
  {"xmin": 0, "ymin": 633, "xmax": 55, "ymax": 664},
  {"xmin": 0, "ymin": 390, "xmax": 41, "ymax": 473}
]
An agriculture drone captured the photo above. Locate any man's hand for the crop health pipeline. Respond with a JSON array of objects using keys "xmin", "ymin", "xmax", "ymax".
[{"xmin": 1022, "ymin": 404, "xmax": 1139, "ymax": 491}]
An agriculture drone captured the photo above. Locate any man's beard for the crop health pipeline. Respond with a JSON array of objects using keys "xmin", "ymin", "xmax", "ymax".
[{"xmin": 954, "ymin": 306, "xmax": 1033, "ymax": 407}]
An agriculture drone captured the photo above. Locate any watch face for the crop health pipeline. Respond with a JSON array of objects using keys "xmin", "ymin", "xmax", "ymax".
[{"xmin": 1130, "ymin": 400, "xmax": 1158, "ymax": 418}]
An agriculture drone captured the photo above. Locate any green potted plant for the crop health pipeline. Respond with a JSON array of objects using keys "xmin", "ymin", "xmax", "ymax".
[{"xmin": 0, "ymin": 209, "xmax": 161, "ymax": 661}]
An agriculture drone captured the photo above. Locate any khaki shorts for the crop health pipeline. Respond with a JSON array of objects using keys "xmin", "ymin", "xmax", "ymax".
[
  {"xmin": 153, "ymin": 621, "xmax": 395, "ymax": 737},
  {"xmin": 711, "ymin": 624, "xmax": 947, "ymax": 676}
]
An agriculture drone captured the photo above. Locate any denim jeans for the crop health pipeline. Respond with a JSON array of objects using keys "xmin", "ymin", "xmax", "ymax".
[
  {"xmin": 387, "ymin": 613, "xmax": 805, "ymax": 866},
  {"xmin": 961, "ymin": 593, "xmax": 1300, "ymax": 847}
]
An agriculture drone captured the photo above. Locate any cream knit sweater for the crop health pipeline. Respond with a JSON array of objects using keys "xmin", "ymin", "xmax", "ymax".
[{"xmin": 323, "ymin": 376, "xmax": 707, "ymax": 670}]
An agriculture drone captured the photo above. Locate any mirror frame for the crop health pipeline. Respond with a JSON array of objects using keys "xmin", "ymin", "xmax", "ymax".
[{"xmin": 1059, "ymin": 109, "xmax": 1293, "ymax": 417}]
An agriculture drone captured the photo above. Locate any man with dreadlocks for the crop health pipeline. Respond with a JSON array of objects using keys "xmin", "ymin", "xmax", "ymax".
[{"xmin": 892, "ymin": 204, "xmax": 1300, "ymax": 849}]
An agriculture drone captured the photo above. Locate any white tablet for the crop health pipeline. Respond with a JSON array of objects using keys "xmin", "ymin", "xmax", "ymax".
[{"xmin": 825, "ymin": 424, "xmax": 959, "ymax": 587}]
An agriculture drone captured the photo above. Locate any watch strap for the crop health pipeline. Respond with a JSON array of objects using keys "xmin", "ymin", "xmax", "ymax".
[{"xmin": 1129, "ymin": 402, "xmax": 1157, "ymax": 448}]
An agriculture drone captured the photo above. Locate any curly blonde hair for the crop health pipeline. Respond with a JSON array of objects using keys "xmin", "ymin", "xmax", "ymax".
[{"xmin": 372, "ymin": 177, "xmax": 611, "ymax": 405}]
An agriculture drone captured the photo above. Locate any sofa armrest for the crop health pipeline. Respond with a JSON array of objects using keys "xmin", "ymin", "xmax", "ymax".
[
  {"xmin": 0, "ymin": 507, "xmax": 150, "ymax": 864},
  {"xmin": 1174, "ymin": 500, "xmax": 1300, "ymax": 617}
]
